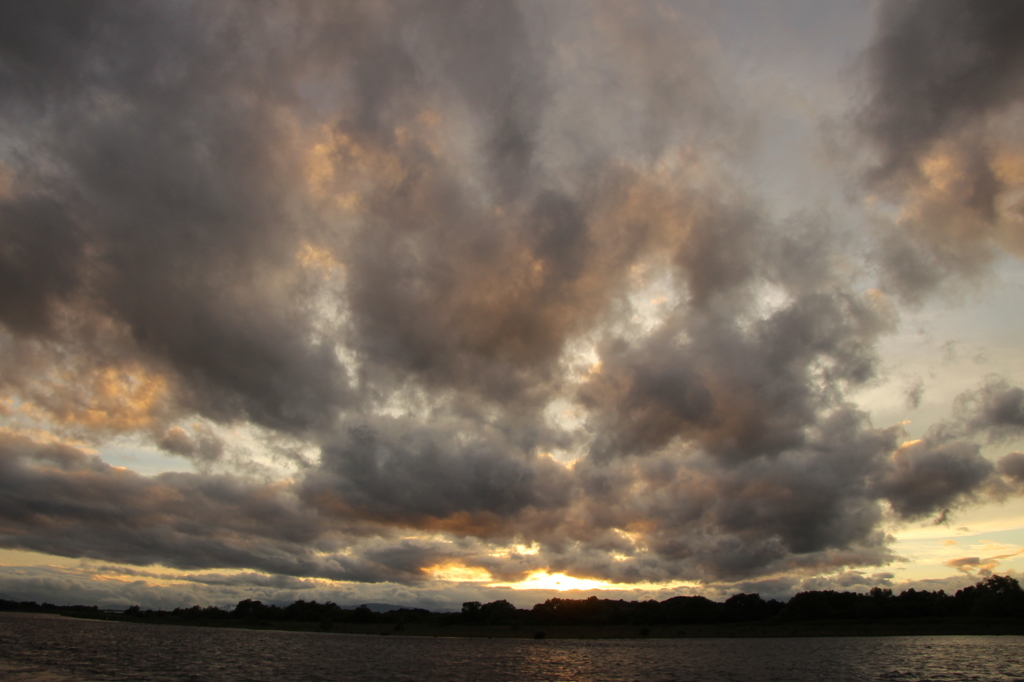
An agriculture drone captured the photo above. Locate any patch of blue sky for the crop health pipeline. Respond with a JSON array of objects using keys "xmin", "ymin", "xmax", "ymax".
[{"xmin": 99, "ymin": 442, "xmax": 192, "ymax": 476}]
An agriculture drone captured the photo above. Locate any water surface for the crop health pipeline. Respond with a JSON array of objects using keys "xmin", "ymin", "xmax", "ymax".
[{"xmin": 2, "ymin": 612, "xmax": 1023, "ymax": 681}]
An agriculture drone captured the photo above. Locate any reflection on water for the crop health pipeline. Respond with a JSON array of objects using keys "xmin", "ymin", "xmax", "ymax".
[{"xmin": 2, "ymin": 612, "xmax": 1024, "ymax": 681}]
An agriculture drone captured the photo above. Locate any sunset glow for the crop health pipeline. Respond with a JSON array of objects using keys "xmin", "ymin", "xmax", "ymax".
[{"xmin": 497, "ymin": 572, "xmax": 619, "ymax": 592}]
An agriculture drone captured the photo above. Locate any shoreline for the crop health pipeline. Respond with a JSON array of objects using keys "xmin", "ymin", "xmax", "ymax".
[{"xmin": 65, "ymin": 612, "xmax": 1024, "ymax": 640}]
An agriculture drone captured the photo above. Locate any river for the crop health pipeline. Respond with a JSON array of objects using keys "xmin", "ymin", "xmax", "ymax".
[{"xmin": 2, "ymin": 612, "xmax": 1023, "ymax": 681}]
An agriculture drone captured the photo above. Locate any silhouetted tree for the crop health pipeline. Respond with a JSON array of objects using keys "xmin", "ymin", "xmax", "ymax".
[
  {"xmin": 662, "ymin": 596, "xmax": 721, "ymax": 624},
  {"xmin": 957, "ymin": 575, "xmax": 1024, "ymax": 617},
  {"xmin": 352, "ymin": 604, "xmax": 376, "ymax": 623},
  {"xmin": 479, "ymin": 599, "xmax": 519, "ymax": 625},
  {"xmin": 723, "ymin": 593, "xmax": 778, "ymax": 622},
  {"xmin": 461, "ymin": 601, "xmax": 482, "ymax": 622}
]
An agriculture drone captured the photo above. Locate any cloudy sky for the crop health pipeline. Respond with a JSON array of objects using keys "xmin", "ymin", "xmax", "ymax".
[{"xmin": 1, "ymin": 0, "xmax": 1024, "ymax": 611}]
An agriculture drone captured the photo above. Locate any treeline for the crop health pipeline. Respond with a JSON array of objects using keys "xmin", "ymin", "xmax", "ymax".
[
  {"xmin": 123, "ymin": 599, "xmax": 435, "ymax": 628},
  {"xmin": 461, "ymin": 575, "xmax": 1024, "ymax": 626},
  {"xmin": 3, "ymin": 575, "xmax": 1023, "ymax": 628},
  {"xmin": 0, "ymin": 600, "xmax": 100, "ymax": 614}
]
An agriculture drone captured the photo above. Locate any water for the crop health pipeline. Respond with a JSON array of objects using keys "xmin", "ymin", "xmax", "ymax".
[{"xmin": 2, "ymin": 612, "xmax": 1023, "ymax": 681}]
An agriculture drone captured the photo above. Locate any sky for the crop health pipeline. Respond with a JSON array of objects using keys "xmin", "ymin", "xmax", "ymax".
[{"xmin": 1, "ymin": 0, "xmax": 1024, "ymax": 612}]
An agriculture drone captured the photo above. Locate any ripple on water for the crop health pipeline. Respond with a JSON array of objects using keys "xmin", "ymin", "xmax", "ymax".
[{"xmin": 2, "ymin": 613, "xmax": 1024, "ymax": 682}]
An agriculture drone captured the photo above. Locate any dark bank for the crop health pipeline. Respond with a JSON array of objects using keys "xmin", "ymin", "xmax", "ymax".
[{"xmin": 3, "ymin": 574, "xmax": 1024, "ymax": 639}]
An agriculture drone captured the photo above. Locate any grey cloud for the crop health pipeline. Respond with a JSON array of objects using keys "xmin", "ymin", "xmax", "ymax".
[
  {"xmin": 1, "ymin": 0, "xmax": 352, "ymax": 431},
  {"xmin": 158, "ymin": 425, "xmax": 224, "ymax": 464},
  {"xmin": 0, "ymin": 564, "xmax": 335, "ymax": 611},
  {"xmin": 945, "ymin": 556, "xmax": 984, "ymax": 573},
  {"xmin": 860, "ymin": 0, "xmax": 1024, "ymax": 181},
  {"xmin": 860, "ymin": 0, "xmax": 1024, "ymax": 299},
  {"xmin": 306, "ymin": 417, "xmax": 573, "ymax": 531},
  {"xmin": 516, "ymin": 408, "xmax": 902, "ymax": 583},
  {"xmin": 798, "ymin": 570, "xmax": 896, "ymax": 594},
  {"xmin": 342, "ymin": 160, "xmax": 666, "ymax": 411},
  {"xmin": 0, "ymin": 0, "xmax": 115, "ymax": 107},
  {"xmin": 0, "ymin": 0, "xmax": 732, "ymax": 426},
  {"xmin": 535, "ymin": 0, "xmax": 731, "ymax": 165},
  {"xmin": 674, "ymin": 203, "xmax": 763, "ymax": 309},
  {"xmin": 969, "ymin": 380, "xmax": 1024, "ymax": 437},
  {"xmin": 90, "ymin": 566, "xmax": 320, "ymax": 591},
  {"xmin": 997, "ymin": 452, "xmax": 1024, "ymax": 482},
  {"xmin": 411, "ymin": 0, "xmax": 549, "ymax": 201},
  {"xmin": 1, "ymin": 0, "xmax": 1023, "ymax": 596},
  {"xmin": 576, "ymin": 189, "xmax": 894, "ymax": 465},
  {"xmin": 581, "ymin": 288, "xmax": 890, "ymax": 462},
  {"xmin": 904, "ymin": 377, "xmax": 925, "ymax": 410},
  {"xmin": 928, "ymin": 378, "xmax": 1024, "ymax": 442},
  {"xmin": 711, "ymin": 412, "xmax": 893, "ymax": 557},
  {"xmin": 176, "ymin": 572, "xmax": 322, "ymax": 590},
  {"xmin": 872, "ymin": 230, "xmax": 949, "ymax": 306},
  {"xmin": 0, "ymin": 433, "xmax": 310, "ymax": 555},
  {"xmin": 0, "ymin": 197, "xmax": 84, "ymax": 335},
  {"xmin": 873, "ymin": 439, "xmax": 994, "ymax": 518},
  {"xmin": 0, "ymin": 431, "xmax": 468, "ymax": 584},
  {"xmin": 0, "ymin": 0, "xmax": 760, "ymax": 587},
  {"xmin": 859, "ymin": 378, "xmax": 1024, "ymax": 514},
  {"xmin": 331, "ymin": 2, "xmax": 735, "ymax": 410}
]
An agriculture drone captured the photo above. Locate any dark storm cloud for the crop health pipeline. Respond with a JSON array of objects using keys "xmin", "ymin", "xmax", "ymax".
[
  {"xmin": 0, "ymin": 431, "xmax": 475, "ymax": 583},
  {"xmin": 0, "ymin": 197, "xmax": 84, "ymax": 335},
  {"xmin": 306, "ymin": 416, "xmax": 572, "ymax": 529},
  {"xmin": 0, "ymin": 0, "xmax": 1021, "ymax": 593},
  {"xmin": 965, "ymin": 380, "xmax": 1024, "ymax": 439},
  {"xmin": 860, "ymin": 0, "xmax": 1024, "ymax": 180},
  {"xmin": 581, "ymin": 279, "xmax": 890, "ymax": 462},
  {"xmin": 873, "ymin": 439, "xmax": 994, "ymax": 518},
  {"xmin": 550, "ymin": 407, "xmax": 900, "ymax": 582},
  {"xmin": 0, "ymin": 0, "xmax": 722, "ymax": 431},
  {"xmin": 674, "ymin": 202, "xmax": 763, "ymax": 308},
  {"xmin": 0, "ymin": 0, "xmax": 353, "ymax": 431},
  {"xmin": 580, "ymin": 202, "xmax": 848, "ymax": 462},
  {"xmin": 340, "ymin": 137, "xmax": 685, "ymax": 411},
  {"xmin": 0, "ymin": 0, "xmax": 113, "ymax": 106},
  {"xmin": 862, "ymin": 378, "xmax": 1024, "ymax": 517},
  {"xmin": 860, "ymin": 0, "xmax": 1024, "ymax": 298},
  {"xmin": 997, "ymin": 452, "xmax": 1024, "ymax": 490},
  {"xmin": 924, "ymin": 378, "xmax": 1024, "ymax": 443},
  {"xmin": 0, "ymin": 432, "xmax": 310, "ymax": 558},
  {"xmin": 410, "ymin": 0, "xmax": 549, "ymax": 200},
  {"xmin": 331, "ymin": 1, "xmax": 733, "ymax": 409},
  {"xmin": 710, "ymin": 410, "xmax": 893, "ymax": 557}
]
